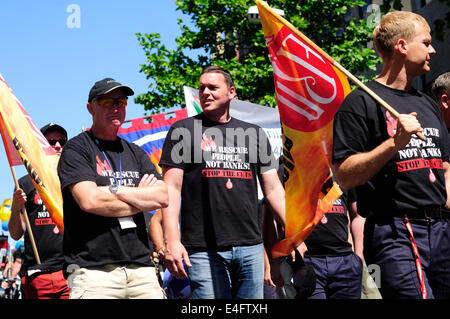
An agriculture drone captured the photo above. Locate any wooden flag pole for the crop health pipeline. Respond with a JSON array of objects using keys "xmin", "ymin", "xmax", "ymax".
[
  {"xmin": 9, "ymin": 165, "xmax": 41, "ymax": 265},
  {"xmin": 256, "ymin": 0, "xmax": 427, "ymax": 142}
]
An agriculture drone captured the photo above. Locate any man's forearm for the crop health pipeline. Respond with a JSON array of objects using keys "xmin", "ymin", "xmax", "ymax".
[
  {"xmin": 149, "ymin": 210, "xmax": 165, "ymax": 252},
  {"xmin": 70, "ymin": 182, "xmax": 140, "ymax": 217},
  {"xmin": 334, "ymin": 137, "xmax": 398, "ymax": 190},
  {"xmin": 351, "ymin": 216, "xmax": 365, "ymax": 260},
  {"xmin": 335, "ymin": 113, "xmax": 422, "ymax": 190},
  {"xmin": 8, "ymin": 202, "xmax": 25, "ymax": 240},
  {"xmin": 264, "ymin": 187, "xmax": 286, "ymax": 227},
  {"xmin": 86, "ymin": 194, "xmax": 140, "ymax": 217},
  {"xmin": 260, "ymin": 170, "xmax": 286, "ymax": 227},
  {"xmin": 162, "ymin": 201, "xmax": 181, "ymax": 246},
  {"xmin": 161, "ymin": 166, "xmax": 184, "ymax": 245},
  {"xmin": 116, "ymin": 181, "xmax": 169, "ymax": 212}
]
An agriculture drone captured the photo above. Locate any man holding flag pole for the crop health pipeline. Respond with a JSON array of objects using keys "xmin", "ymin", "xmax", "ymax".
[
  {"xmin": 333, "ymin": 11, "xmax": 450, "ymax": 299},
  {"xmin": 0, "ymin": 73, "xmax": 67, "ymax": 298},
  {"xmin": 9, "ymin": 123, "xmax": 70, "ymax": 299},
  {"xmin": 255, "ymin": 0, "xmax": 450, "ymax": 299}
]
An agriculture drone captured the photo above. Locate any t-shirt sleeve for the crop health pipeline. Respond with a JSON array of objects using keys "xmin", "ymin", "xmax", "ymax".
[
  {"xmin": 438, "ymin": 121, "xmax": 450, "ymax": 162},
  {"xmin": 17, "ymin": 176, "xmax": 26, "ymax": 193},
  {"xmin": 436, "ymin": 105, "xmax": 450, "ymax": 162},
  {"xmin": 422, "ymin": 95, "xmax": 450, "ymax": 162},
  {"xmin": 347, "ymin": 187, "xmax": 357, "ymax": 204},
  {"xmin": 442, "ymin": 129, "xmax": 450, "ymax": 162},
  {"xmin": 18, "ymin": 175, "xmax": 32, "ymax": 198},
  {"xmin": 57, "ymin": 138, "xmax": 96, "ymax": 190},
  {"xmin": 159, "ymin": 123, "xmax": 188, "ymax": 170},
  {"xmin": 258, "ymin": 126, "xmax": 277, "ymax": 174},
  {"xmin": 332, "ymin": 92, "xmax": 373, "ymax": 163}
]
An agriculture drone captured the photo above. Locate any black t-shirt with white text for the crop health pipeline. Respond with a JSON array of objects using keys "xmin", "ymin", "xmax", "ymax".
[
  {"xmin": 305, "ymin": 189, "xmax": 356, "ymax": 256},
  {"xmin": 18, "ymin": 175, "xmax": 65, "ymax": 275},
  {"xmin": 333, "ymin": 81, "xmax": 450, "ymax": 215},
  {"xmin": 159, "ymin": 113, "xmax": 277, "ymax": 249},
  {"xmin": 58, "ymin": 130, "xmax": 160, "ymax": 268}
]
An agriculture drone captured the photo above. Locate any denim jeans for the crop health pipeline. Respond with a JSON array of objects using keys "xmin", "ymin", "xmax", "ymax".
[{"xmin": 187, "ymin": 243, "xmax": 264, "ymax": 299}]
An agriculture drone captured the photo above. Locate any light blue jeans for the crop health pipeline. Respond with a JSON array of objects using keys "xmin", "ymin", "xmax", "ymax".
[{"xmin": 187, "ymin": 243, "xmax": 264, "ymax": 299}]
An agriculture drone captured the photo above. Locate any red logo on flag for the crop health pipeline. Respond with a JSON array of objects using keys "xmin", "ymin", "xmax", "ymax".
[{"xmin": 268, "ymin": 27, "xmax": 346, "ymax": 132}]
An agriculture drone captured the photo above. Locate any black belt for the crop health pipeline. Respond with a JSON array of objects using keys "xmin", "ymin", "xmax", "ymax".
[{"xmin": 393, "ymin": 207, "xmax": 450, "ymax": 220}]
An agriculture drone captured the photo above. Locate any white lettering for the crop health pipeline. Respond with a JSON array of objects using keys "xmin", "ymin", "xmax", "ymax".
[
  {"xmin": 275, "ymin": 80, "xmax": 324, "ymax": 120},
  {"xmin": 398, "ymin": 148, "xmax": 419, "ymax": 159},
  {"xmin": 278, "ymin": 34, "xmax": 337, "ymax": 105}
]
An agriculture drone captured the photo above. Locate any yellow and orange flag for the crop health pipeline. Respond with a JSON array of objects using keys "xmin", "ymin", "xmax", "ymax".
[
  {"xmin": 256, "ymin": 0, "xmax": 350, "ymax": 257},
  {"xmin": 0, "ymin": 74, "xmax": 64, "ymax": 233}
]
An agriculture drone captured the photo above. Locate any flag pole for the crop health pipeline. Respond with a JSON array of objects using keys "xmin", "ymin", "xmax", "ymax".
[
  {"xmin": 9, "ymin": 165, "xmax": 41, "ymax": 265},
  {"xmin": 256, "ymin": 0, "xmax": 427, "ymax": 142},
  {"xmin": 0, "ymin": 115, "xmax": 42, "ymax": 265}
]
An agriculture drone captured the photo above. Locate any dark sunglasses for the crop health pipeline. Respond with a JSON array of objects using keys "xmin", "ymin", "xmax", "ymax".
[
  {"xmin": 47, "ymin": 138, "xmax": 67, "ymax": 146},
  {"xmin": 93, "ymin": 97, "xmax": 128, "ymax": 108}
]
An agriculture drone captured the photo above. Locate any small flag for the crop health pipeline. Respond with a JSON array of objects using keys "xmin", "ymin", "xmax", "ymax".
[{"xmin": 118, "ymin": 109, "xmax": 189, "ymax": 174}]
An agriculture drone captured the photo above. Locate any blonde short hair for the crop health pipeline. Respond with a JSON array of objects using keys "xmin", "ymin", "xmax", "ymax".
[{"xmin": 373, "ymin": 11, "xmax": 430, "ymax": 58}]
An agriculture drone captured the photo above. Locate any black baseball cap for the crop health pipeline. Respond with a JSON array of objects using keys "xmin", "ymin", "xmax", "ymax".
[
  {"xmin": 40, "ymin": 123, "xmax": 67, "ymax": 138},
  {"xmin": 88, "ymin": 77, "xmax": 134, "ymax": 102}
]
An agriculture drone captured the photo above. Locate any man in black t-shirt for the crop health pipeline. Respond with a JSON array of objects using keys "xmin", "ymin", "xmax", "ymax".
[
  {"xmin": 57, "ymin": 78, "xmax": 168, "ymax": 299},
  {"xmin": 9, "ymin": 123, "xmax": 70, "ymax": 299},
  {"xmin": 160, "ymin": 66, "xmax": 286, "ymax": 299},
  {"xmin": 431, "ymin": 72, "xmax": 450, "ymax": 131},
  {"xmin": 303, "ymin": 186, "xmax": 364, "ymax": 299},
  {"xmin": 333, "ymin": 12, "xmax": 450, "ymax": 298}
]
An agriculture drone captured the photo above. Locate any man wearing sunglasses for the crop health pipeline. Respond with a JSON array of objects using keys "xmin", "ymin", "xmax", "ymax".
[
  {"xmin": 57, "ymin": 78, "xmax": 168, "ymax": 299},
  {"xmin": 9, "ymin": 123, "xmax": 70, "ymax": 299}
]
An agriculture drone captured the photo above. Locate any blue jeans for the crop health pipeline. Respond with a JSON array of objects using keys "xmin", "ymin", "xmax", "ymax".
[{"xmin": 187, "ymin": 243, "xmax": 264, "ymax": 299}]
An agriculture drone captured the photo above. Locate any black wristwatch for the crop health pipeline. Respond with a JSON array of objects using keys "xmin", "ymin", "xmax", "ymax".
[{"xmin": 109, "ymin": 184, "xmax": 119, "ymax": 194}]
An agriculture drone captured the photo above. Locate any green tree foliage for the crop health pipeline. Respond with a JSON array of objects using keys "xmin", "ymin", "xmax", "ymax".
[{"xmin": 136, "ymin": 0, "xmax": 383, "ymax": 114}]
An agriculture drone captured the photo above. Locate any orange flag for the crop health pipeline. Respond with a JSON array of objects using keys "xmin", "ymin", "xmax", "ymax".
[
  {"xmin": 256, "ymin": 0, "xmax": 349, "ymax": 257},
  {"xmin": 0, "ymin": 74, "xmax": 64, "ymax": 233},
  {"xmin": 0, "ymin": 117, "xmax": 22, "ymax": 166}
]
